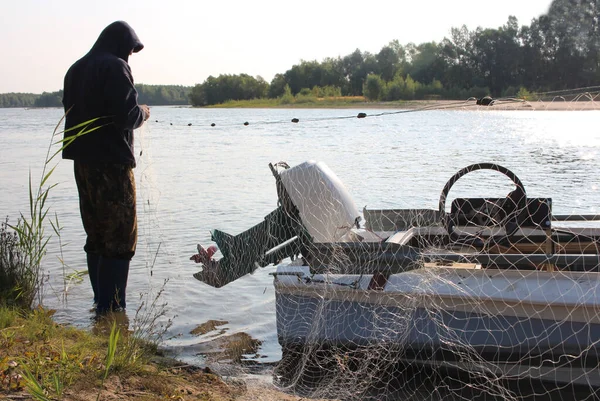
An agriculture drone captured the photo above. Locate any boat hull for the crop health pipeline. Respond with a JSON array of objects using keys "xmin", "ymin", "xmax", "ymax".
[{"xmin": 274, "ymin": 265, "xmax": 600, "ymax": 387}]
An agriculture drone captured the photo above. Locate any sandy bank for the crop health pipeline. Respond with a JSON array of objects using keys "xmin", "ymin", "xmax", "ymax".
[{"xmin": 359, "ymin": 99, "xmax": 600, "ymax": 111}]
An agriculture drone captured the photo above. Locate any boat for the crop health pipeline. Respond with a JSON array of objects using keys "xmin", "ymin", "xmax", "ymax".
[{"xmin": 192, "ymin": 160, "xmax": 600, "ymax": 392}]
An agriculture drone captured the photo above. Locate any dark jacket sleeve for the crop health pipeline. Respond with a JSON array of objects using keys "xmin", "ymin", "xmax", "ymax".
[{"xmin": 103, "ymin": 59, "xmax": 147, "ymax": 132}]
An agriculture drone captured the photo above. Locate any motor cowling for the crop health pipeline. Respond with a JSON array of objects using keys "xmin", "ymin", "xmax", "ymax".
[{"xmin": 279, "ymin": 161, "xmax": 359, "ymax": 243}]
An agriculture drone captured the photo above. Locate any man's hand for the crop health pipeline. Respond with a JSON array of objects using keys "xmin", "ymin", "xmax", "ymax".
[
  {"xmin": 140, "ymin": 104, "xmax": 150, "ymax": 121},
  {"xmin": 190, "ymin": 245, "xmax": 218, "ymax": 264}
]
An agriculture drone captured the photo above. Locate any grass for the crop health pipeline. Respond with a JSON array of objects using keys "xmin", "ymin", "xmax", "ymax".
[
  {"xmin": 205, "ymin": 96, "xmax": 467, "ymax": 110},
  {"xmin": 0, "ymin": 114, "xmax": 237, "ymax": 400},
  {"xmin": 0, "ymin": 305, "xmax": 243, "ymax": 400},
  {"xmin": 210, "ymin": 95, "xmax": 369, "ymax": 108},
  {"xmin": 0, "ymin": 218, "xmax": 28, "ymax": 307}
]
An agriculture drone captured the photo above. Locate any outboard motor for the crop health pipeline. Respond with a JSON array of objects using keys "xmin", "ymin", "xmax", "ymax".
[
  {"xmin": 279, "ymin": 161, "xmax": 359, "ymax": 243},
  {"xmin": 193, "ymin": 161, "xmax": 360, "ymax": 287}
]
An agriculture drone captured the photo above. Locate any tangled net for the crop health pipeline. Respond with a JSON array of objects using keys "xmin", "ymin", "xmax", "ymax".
[{"xmin": 192, "ymin": 90, "xmax": 600, "ymax": 401}]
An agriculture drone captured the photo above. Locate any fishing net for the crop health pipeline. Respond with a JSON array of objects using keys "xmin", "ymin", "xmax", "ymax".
[
  {"xmin": 191, "ymin": 89, "xmax": 600, "ymax": 400},
  {"xmin": 136, "ymin": 122, "xmax": 166, "ymax": 276}
]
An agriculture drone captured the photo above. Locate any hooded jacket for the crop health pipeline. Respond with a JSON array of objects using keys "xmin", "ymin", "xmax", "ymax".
[{"xmin": 62, "ymin": 21, "xmax": 147, "ymax": 167}]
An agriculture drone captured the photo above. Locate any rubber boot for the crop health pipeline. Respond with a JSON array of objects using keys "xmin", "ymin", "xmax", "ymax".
[
  {"xmin": 96, "ymin": 258, "xmax": 130, "ymax": 313},
  {"xmin": 86, "ymin": 253, "xmax": 101, "ymax": 304}
]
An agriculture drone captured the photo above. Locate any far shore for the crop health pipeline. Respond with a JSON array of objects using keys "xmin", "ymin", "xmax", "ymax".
[
  {"xmin": 202, "ymin": 98, "xmax": 600, "ymax": 111},
  {"xmin": 385, "ymin": 99, "xmax": 600, "ymax": 111},
  {"xmin": 277, "ymin": 99, "xmax": 600, "ymax": 111},
  {"xmin": 8, "ymin": 98, "xmax": 599, "ymax": 111}
]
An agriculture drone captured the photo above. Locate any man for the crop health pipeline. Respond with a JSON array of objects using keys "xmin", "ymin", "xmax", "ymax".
[{"xmin": 62, "ymin": 21, "xmax": 150, "ymax": 313}]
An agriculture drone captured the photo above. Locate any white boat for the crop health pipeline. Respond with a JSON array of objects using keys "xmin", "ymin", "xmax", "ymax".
[{"xmin": 193, "ymin": 160, "xmax": 600, "ymax": 391}]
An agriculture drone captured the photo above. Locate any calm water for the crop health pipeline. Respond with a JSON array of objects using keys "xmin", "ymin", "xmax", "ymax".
[{"xmin": 1, "ymin": 106, "xmax": 599, "ymax": 368}]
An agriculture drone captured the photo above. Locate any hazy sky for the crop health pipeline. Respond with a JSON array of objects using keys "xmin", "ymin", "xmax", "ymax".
[{"xmin": 1, "ymin": 0, "xmax": 553, "ymax": 93}]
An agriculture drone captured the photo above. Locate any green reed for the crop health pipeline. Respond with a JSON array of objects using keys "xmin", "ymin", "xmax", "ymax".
[{"xmin": 1, "ymin": 113, "xmax": 106, "ymax": 309}]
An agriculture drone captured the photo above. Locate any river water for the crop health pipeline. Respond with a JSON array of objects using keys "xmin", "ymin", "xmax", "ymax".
[{"xmin": 1, "ymin": 105, "xmax": 599, "ymax": 371}]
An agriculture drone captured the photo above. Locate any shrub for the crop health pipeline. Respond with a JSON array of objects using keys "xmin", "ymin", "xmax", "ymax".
[
  {"xmin": 0, "ymin": 218, "xmax": 29, "ymax": 307},
  {"xmin": 517, "ymin": 87, "xmax": 533, "ymax": 101},
  {"xmin": 364, "ymin": 74, "xmax": 384, "ymax": 101},
  {"xmin": 279, "ymin": 84, "xmax": 294, "ymax": 105},
  {"xmin": 502, "ymin": 86, "xmax": 519, "ymax": 97}
]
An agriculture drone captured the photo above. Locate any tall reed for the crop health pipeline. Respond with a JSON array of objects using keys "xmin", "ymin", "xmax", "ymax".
[{"xmin": 0, "ymin": 114, "xmax": 107, "ymax": 309}]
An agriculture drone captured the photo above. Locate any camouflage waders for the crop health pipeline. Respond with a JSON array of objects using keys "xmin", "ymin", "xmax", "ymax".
[
  {"xmin": 74, "ymin": 161, "xmax": 136, "ymax": 312},
  {"xmin": 74, "ymin": 161, "xmax": 137, "ymax": 259}
]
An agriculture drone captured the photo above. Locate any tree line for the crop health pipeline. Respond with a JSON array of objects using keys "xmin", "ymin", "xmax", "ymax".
[
  {"xmin": 0, "ymin": 85, "xmax": 191, "ymax": 108},
  {"xmin": 191, "ymin": 0, "xmax": 599, "ymax": 105},
  {"xmin": 0, "ymin": 93, "xmax": 38, "ymax": 108}
]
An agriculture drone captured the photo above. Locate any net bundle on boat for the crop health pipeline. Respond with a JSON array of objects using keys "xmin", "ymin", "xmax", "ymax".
[{"xmin": 192, "ymin": 91, "xmax": 600, "ymax": 401}]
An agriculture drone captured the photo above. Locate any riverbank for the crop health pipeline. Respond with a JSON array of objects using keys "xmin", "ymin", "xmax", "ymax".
[
  {"xmin": 205, "ymin": 97, "xmax": 599, "ymax": 111},
  {"xmin": 405, "ymin": 98, "xmax": 600, "ymax": 111},
  {"xmin": 0, "ymin": 307, "xmax": 327, "ymax": 401},
  {"xmin": 5, "ymin": 98, "xmax": 598, "ymax": 111}
]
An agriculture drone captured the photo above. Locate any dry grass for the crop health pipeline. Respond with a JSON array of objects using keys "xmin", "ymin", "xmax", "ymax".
[
  {"xmin": 0, "ymin": 307, "xmax": 243, "ymax": 400},
  {"xmin": 0, "ymin": 306, "xmax": 329, "ymax": 400}
]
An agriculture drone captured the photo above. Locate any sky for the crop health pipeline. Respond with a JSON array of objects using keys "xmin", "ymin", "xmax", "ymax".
[{"xmin": 0, "ymin": 0, "xmax": 554, "ymax": 93}]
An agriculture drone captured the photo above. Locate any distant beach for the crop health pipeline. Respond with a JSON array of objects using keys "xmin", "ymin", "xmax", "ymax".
[
  {"xmin": 205, "ymin": 97, "xmax": 600, "ymax": 110},
  {"xmin": 352, "ymin": 99, "xmax": 600, "ymax": 111}
]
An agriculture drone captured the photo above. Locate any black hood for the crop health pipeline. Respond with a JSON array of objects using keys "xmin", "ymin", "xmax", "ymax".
[{"xmin": 90, "ymin": 21, "xmax": 143, "ymax": 62}]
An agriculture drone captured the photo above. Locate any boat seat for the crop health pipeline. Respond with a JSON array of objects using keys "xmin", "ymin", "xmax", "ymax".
[
  {"xmin": 450, "ymin": 197, "xmax": 552, "ymax": 229},
  {"xmin": 363, "ymin": 208, "xmax": 442, "ymax": 232}
]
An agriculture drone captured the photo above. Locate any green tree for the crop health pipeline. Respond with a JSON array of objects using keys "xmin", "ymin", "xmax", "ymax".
[
  {"xmin": 189, "ymin": 74, "xmax": 268, "ymax": 106},
  {"xmin": 364, "ymin": 74, "xmax": 384, "ymax": 101},
  {"xmin": 280, "ymin": 84, "xmax": 294, "ymax": 105},
  {"xmin": 342, "ymin": 49, "xmax": 377, "ymax": 96},
  {"xmin": 282, "ymin": 59, "xmax": 346, "ymax": 96},
  {"xmin": 376, "ymin": 44, "xmax": 401, "ymax": 81},
  {"xmin": 407, "ymin": 42, "xmax": 447, "ymax": 86},
  {"xmin": 268, "ymin": 74, "xmax": 287, "ymax": 98},
  {"xmin": 545, "ymin": 0, "xmax": 600, "ymax": 87},
  {"xmin": 135, "ymin": 85, "xmax": 191, "ymax": 105},
  {"xmin": 383, "ymin": 74, "xmax": 405, "ymax": 101},
  {"xmin": 0, "ymin": 93, "xmax": 38, "ymax": 108},
  {"xmin": 470, "ymin": 17, "xmax": 522, "ymax": 96},
  {"xmin": 518, "ymin": 21, "xmax": 548, "ymax": 89},
  {"xmin": 440, "ymin": 26, "xmax": 478, "ymax": 89},
  {"xmin": 403, "ymin": 75, "xmax": 417, "ymax": 99},
  {"xmin": 34, "ymin": 91, "xmax": 63, "ymax": 107}
]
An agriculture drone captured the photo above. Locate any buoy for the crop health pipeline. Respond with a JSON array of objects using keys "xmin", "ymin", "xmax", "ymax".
[
  {"xmin": 291, "ymin": 118, "xmax": 299, "ymax": 123},
  {"xmin": 155, "ymin": 120, "xmax": 158, "ymax": 122},
  {"xmin": 170, "ymin": 123, "xmax": 173, "ymax": 125},
  {"xmin": 211, "ymin": 123, "xmax": 216, "ymax": 127},
  {"xmin": 476, "ymin": 96, "xmax": 494, "ymax": 106},
  {"xmin": 243, "ymin": 122, "xmax": 249, "ymax": 126},
  {"xmin": 357, "ymin": 112, "xmax": 367, "ymax": 118},
  {"xmin": 188, "ymin": 123, "xmax": 192, "ymax": 126}
]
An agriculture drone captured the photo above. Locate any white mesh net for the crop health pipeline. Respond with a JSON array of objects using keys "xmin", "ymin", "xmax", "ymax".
[{"xmin": 192, "ymin": 92, "xmax": 600, "ymax": 400}]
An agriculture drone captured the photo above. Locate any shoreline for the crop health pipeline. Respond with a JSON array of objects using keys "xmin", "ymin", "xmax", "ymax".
[
  {"xmin": 396, "ymin": 99, "xmax": 600, "ymax": 111},
  {"xmin": 270, "ymin": 99, "xmax": 600, "ymax": 111},
  {"xmin": 200, "ymin": 98, "xmax": 600, "ymax": 111},
  {"xmin": 9, "ymin": 99, "xmax": 599, "ymax": 112},
  {"xmin": 0, "ymin": 307, "xmax": 322, "ymax": 401}
]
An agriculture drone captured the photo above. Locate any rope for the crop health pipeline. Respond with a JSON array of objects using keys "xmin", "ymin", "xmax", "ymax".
[{"xmin": 148, "ymin": 99, "xmax": 483, "ymax": 129}]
